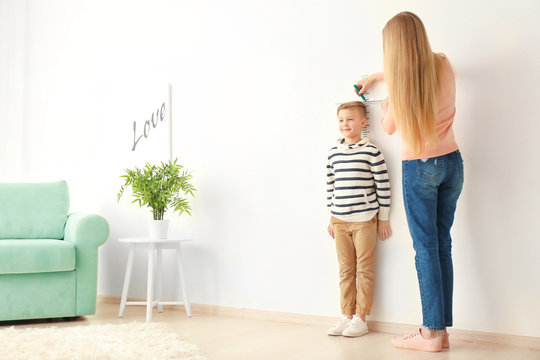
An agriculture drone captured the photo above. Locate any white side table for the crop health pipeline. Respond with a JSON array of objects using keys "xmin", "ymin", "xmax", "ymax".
[{"xmin": 117, "ymin": 237, "xmax": 192, "ymax": 322}]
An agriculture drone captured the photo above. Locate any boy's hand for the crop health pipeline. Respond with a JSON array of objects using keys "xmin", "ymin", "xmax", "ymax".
[
  {"xmin": 378, "ymin": 220, "xmax": 392, "ymax": 240},
  {"xmin": 328, "ymin": 222, "xmax": 335, "ymax": 239}
]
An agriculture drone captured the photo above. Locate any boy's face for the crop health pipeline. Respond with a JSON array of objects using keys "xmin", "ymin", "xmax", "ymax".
[{"xmin": 338, "ymin": 108, "xmax": 366, "ymax": 143}]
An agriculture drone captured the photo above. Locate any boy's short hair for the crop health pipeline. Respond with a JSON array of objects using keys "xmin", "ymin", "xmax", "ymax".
[{"xmin": 337, "ymin": 101, "xmax": 367, "ymax": 118}]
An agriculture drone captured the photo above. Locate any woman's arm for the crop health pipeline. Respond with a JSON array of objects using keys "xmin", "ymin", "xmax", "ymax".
[
  {"xmin": 355, "ymin": 72, "xmax": 395, "ymax": 134},
  {"xmin": 381, "ymin": 98, "xmax": 397, "ymax": 135}
]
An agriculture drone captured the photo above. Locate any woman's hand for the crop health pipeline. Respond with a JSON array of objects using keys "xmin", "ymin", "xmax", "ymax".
[
  {"xmin": 328, "ymin": 222, "xmax": 335, "ymax": 239},
  {"xmin": 355, "ymin": 73, "xmax": 378, "ymax": 96}
]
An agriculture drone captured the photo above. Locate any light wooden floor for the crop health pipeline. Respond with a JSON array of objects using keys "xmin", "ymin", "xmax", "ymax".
[{"xmin": 2, "ymin": 301, "xmax": 539, "ymax": 360}]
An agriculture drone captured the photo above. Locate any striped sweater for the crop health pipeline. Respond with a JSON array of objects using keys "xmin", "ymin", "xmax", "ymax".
[{"xmin": 327, "ymin": 138, "xmax": 391, "ymax": 222}]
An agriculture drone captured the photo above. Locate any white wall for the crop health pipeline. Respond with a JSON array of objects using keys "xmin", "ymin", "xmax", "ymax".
[
  {"xmin": 2, "ymin": 0, "xmax": 539, "ymax": 337},
  {"xmin": 0, "ymin": 0, "xmax": 25, "ymax": 180}
]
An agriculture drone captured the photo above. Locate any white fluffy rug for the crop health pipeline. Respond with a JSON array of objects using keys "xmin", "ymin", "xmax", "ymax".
[{"xmin": 0, "ymin": 321, "xmax": 208, "ymax": 360}]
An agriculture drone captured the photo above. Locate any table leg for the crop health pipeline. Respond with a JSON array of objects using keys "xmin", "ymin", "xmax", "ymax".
[
  {"xmin": 156, "ymin": 246, "xmax": 163, "ymax": 313},
  {"xmin": 176, "ymin": 243, "xmax": 192, "ymax": 317},
  {"xmin": 146, "ymin": 242, "xmax": 155, "ymax": 322},
  {"xmin": 119, "ymin": 243, "xmax": 135, "ymax": 317}
]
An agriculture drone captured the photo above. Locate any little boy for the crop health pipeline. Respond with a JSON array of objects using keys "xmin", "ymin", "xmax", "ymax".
[{"xmin": 326, "ymin": 101, "xmax": 392, "ymax": 337}]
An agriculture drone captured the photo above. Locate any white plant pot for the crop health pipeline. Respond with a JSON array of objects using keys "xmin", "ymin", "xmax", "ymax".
[{"xmin": 148, "ymin": 219, "xmax": 169, "ymax": 239}]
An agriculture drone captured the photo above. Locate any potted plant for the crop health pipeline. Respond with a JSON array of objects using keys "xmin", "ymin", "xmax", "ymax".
[{"xmin": 117, "ymin": 158, "xmax": 196, "ymax": 239}]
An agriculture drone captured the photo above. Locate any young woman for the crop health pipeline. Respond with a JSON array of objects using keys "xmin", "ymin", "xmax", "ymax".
[{"xmin": 356, "ymin": 11, "xmax": 464, "ymax": 352}]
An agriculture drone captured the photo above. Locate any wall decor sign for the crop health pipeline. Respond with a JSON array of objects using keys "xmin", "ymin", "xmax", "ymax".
[
  {"xmin": 132, "ymin": 101, "xmax": 167, "ymax": 152},
  {"xmin": 127, "ymin": 84, "xmax": 172, "ymax": 163}
]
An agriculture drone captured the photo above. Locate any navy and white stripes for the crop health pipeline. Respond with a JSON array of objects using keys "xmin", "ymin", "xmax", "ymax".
[{"xmin": 327, "ymin": 138, "xmax": 391, "ymax": 221}]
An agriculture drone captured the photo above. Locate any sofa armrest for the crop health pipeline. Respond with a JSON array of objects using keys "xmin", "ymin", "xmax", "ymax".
[
  {"xmin": 64, "ymin": 213, "xmax": 109, "ymax": 248},
  {"xmin": 64, "ymin": 213, "xmax": 109, "ymax": 315}
]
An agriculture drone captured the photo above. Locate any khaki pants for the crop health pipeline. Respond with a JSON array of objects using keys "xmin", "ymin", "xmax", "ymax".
[{"xmin": 332, "ymin": 215, "xmax": 377, "ymax": 316}]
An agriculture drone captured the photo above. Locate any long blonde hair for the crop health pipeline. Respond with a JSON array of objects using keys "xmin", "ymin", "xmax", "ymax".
[{"xmin": 383, "ymin": 12, "xmax": 443, "ymax": 157}]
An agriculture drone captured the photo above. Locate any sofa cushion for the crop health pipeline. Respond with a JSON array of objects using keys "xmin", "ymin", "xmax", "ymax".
[
  {"xmin": 0, "ymin": 181, "xmax": 69, "ymax": 239},
  {"xmin": 0, "ymin": 239, "xmax": 75, "ymax": 274}
]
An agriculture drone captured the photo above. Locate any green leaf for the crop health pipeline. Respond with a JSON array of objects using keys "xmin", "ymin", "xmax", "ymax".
[{"xmin": 116, "ymin": 158, "xmax": 196, "ymax": 218}]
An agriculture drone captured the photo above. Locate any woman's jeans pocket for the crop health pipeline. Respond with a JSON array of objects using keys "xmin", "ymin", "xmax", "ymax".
[{"xmin": 417, "ymin": 157, "xmax": 444, "ymax": 180}]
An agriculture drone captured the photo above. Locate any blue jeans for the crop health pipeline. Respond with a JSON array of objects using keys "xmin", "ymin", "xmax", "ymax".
[{"xmin": 402, "ymin": 150, "xmax": 464, "ymax": 330}]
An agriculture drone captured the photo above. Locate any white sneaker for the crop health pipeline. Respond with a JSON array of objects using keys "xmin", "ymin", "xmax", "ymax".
[
  {"xmin": 342, "ymin": 316, "xmax": 368, "ymax": 337},
  {"xmin": 327, "ymin": 316, "xmax": 352, "ymax": 336}
]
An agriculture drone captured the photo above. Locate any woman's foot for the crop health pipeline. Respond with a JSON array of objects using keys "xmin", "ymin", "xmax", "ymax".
[
  {"xmin": 441, "ymin": 331, "xmax": 449, "ymax": 349},
  {"xmin": 392, "ymin": 328, "xmax": 443, "ymax": 352}
]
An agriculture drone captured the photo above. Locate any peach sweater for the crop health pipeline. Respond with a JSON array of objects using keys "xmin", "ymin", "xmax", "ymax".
[{"xmin": 377, "ymin": 54, "xmax": 459, "ymax": 160}]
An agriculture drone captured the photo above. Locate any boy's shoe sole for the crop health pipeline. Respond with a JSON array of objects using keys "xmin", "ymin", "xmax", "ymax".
[
  {"xmin": 342, "ymin": 329, "xmax": 368, "ymax": 337},
  {"xmin": 327, "ymin": 331, "xmax": 343, "ymax": 336}
]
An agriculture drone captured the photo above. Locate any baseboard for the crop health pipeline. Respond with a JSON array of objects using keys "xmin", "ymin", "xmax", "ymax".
[{"xmin": 98, "ymin": 295, "xmax": 540, "ymax": 351}]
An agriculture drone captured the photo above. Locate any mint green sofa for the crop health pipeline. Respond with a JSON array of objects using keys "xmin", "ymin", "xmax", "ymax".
[{"xmin": 0, "ymin": 181, "xmax": 109, "ymax": 321}]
